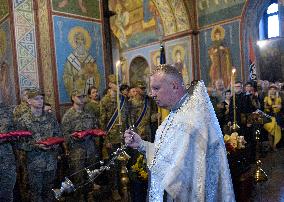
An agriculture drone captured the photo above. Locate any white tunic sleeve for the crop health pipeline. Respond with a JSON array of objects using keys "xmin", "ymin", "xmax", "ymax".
[{"xmin": 137, "ymin": 140, "xmax": 155, "ymax": 166}]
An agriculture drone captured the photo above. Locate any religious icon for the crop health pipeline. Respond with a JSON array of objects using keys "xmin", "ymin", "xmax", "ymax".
[
  {"xmin": 172, "ymin": 45, "xmax": 189, "ymax": 84},
  {"xmin": 151, "ymin": 50, "xmax": 161, "ymax": 67},
  {"xmin": 208, "ymin": 25, "xmax": 232, "ymax": 88},
  {"xmin": 63, "ymin": 26, "xmax": 100, "ymax": 96},
  {"xmin": 111, "ymin": 3, "xmax": 130, "ymax": 48}
]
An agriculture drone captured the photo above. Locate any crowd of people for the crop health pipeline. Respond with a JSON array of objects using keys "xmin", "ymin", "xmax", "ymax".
[
  {"xmin": 0, "ymin": 74, "xmax": 159, "ymax": 202},
  {"xmin": 208, "ymin": 79, "xmax": 283, "ymax": 156},
  {"xmin": 1, "ymin": 66, "xmax": 283, "ymax": 202}
]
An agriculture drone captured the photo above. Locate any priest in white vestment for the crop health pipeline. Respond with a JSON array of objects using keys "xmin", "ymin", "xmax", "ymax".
[{"xmin": 124, "ymin": 64, "xmax": 235, "ymax": 202}]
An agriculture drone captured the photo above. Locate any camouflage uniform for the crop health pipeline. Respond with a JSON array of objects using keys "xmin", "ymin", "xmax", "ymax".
[
  {"xmin": 13, "ymin": 101, "xmax": 31, "ymax": 202},
  {"xmin": 100, "ymin": 92, "xmax": 129, "ymax": 198},
  {"xmin": 129, "ymin": 97, "xmax": 152, "ymax": 141},
  {"xmin": 100, "ymin": 93, "xmax": 129, "ymax": 145},
  {"xmin": 17, "ymin": 111, "xmax": 61, "ymax": 202},
  {"xmin": 13, "ymin": 101, "xmax": 30, "ymax": 122},
  {"xmin": 85, "ymin": 100, "xmax": 100, "ymax": 122},
  {"xmin": 62, "ymin": 107, "xmax": 98, "ymax": 201},
  {"xmin": 0, "ymin": 103, "xmax": 17, "ymax": 202}
]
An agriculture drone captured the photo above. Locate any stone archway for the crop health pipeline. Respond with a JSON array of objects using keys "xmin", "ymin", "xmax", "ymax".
[{"xmin": 129, "ymin": 56, "xmax": 150, "ymax": 89}]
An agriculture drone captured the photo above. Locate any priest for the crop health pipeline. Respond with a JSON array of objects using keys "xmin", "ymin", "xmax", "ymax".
[{"xmin": 124, "ymin": 64, "xmax": 235, "ymax": 201}]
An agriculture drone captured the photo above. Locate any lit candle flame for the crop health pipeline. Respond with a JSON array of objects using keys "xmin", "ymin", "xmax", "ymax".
[
  {"xmin": 232, "ymin": 68, "xmax": 236, "ymax": 74},
  {"xmin": 116, "ymin": 60, "xmax": 121, "ymax": 68},
  {"xmin": 115, "ymin": 60, "xmax": 121, "ymax": 125}
]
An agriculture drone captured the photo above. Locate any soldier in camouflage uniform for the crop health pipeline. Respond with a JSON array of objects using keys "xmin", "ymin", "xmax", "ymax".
[
  {"xmin": 17, "ymin": 89, "xmax": 62, "ymax": 202},
  {"xmin": 128, "ymin": 81, "xmax": 153, "ymax": 142},
  {"xmin": 127, "ymin": 81, "xmax": 160, "ymax": 201},
  {"xmin": 85, "ymin": 86, "xmax": 100, "ymax": 120},
  {"xmin": 100, "ymin": 74, "xmax": 129, "ymax": 200},
  {"xmin": 0, "ymin": 103, "xmax": 17, "ymax": 202},
  {"xmin": 62, "ymin": 90, "xmax": 99, "ymax": 202},
  {"xmin": 13, "ymin": 88, "xmax": 31, "ymax": 202}
]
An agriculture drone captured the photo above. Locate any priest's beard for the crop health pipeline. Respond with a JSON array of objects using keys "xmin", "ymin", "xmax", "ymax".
[{"xmin": 75, "ymin": 45, "xmax": 87, "ymax": 57}]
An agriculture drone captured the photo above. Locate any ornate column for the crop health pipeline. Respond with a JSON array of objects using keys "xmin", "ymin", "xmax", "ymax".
[{"xmin": 12, "ymin": 0, "xmax": 40, "ymax": 92}]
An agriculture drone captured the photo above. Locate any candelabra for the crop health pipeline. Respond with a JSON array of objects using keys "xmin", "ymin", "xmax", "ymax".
[{"xmin": 254, "ymin": 129, "xmax": 268, "ymax": 183}]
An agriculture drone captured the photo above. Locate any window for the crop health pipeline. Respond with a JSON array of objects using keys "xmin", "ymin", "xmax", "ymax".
[{"xmin": 259, "ymin": 1, "xmax": 279, "ymax": 39}]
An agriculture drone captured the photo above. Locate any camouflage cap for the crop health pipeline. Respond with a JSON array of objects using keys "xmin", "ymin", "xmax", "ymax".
[
  {"xmin": 71, "ymin": 89, "xmax": 85, "ymax": 97},
  {"xmin": 108, "ymin": 74, "xmax": 116, "ymax": 83},
  {"xmin": 27, "ymin": 89, "xmax": 45, "ymax": 99},
  {"xmin": 134, "ymin": 80, "xmax": 146, "ymax": 89}
]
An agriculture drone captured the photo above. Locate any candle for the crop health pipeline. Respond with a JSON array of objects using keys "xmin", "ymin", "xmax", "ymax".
[
  {"xmin": 231, "ymin": 68, "xmax": 236, "ymax": 93},
  {"xmin": 231, "ymin": 68, "xmax": 238, "ymax": 130},
  {"xmin": 116, "ymin": 60, "xmax": 122, "ymax": 125}
]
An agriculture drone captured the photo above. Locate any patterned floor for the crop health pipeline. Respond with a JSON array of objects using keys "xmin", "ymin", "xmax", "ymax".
[{"xmin": 251, "ymin": 148, "xmax": 284, "ymax": 202}]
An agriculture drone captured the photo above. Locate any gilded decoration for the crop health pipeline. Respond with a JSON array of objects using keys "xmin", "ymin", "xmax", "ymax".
[{"xmin": 38, "ymin": 0, "xmax": 56, "ymax": 107}]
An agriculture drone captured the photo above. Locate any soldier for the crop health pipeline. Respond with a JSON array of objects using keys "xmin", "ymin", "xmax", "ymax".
[
  {"xmin": 62, "ymin": 89, "xmax": 99, "ymax": 202},
  {"xmin": 120, "ymin": 84, "xmax": 130, "ymax": 98},
  {"xmin": 13, "ymin": 88, "xmax": 31, "ymax": 202},
  {"xmin": 85, "ymin": 86, "xmax": 100, "ymax": 120},
  {"xmin": 0, "ymin": 102, "xmax": 17, "ymax": 202},
  {"xmin": 128, "ymin": 81, "xmax": 158, "ymax": 201},
  {"xmin": 129, "ymin": 81, "xmax": 153, "ymax": 142},
  {"xmin": 17, "ymin": 89, "xmax": 62, "ymax": 202},
  {"xmin": 100, "ymin": 74, "xmax": 129, "ymax": 200}
]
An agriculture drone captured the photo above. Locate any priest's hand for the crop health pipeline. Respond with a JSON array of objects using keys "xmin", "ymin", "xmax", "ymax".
[{"xmin": 124, "ymin": 129, "xmax": 142, "ymax": 149}]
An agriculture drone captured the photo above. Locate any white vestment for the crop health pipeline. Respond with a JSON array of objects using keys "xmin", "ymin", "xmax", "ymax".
[{"xmin": 138, "ymin": 81, "xmax": 235, "ymax": 202}]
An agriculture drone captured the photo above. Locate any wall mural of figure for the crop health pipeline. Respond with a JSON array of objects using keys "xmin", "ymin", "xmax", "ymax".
[
  {"xmin": 208, "ymin": 25, "xmax": 232, "ymax": 88},
  {"xmin": 166, "ymin": 37, "xmax": 192, "ymax": 85},
  {"xmin": 52, "ymin": 0, "xmax": 100, "ymax": 19},
  {"xmin": 172, "ymin": 45, "xmax": 189, "ymax": 84},
  {"xmin": 112, "ymin": 3, "xmax": 130, "ymax": 48},
  {"xmin": 63, "ymin": 26, "xmax": 100, "ymax": 96},
  {"xmin": 129, "ymin": 57, "xmax": 149, "ymax": 89},
  {"xmin": 53, "ymin": 16, "xmax": 105, "ymax": 104},
  {"xmin": 109, "ymin": 0, "xmax": 162, "ymax": 50},
  {"xmin": 150, "ymin": 50, "xmax": 160, "ymax": 67}
]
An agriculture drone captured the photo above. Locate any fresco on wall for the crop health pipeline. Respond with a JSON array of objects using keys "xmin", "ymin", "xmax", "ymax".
[
  {"xmin": 165, "ymin": 36, "xmax": 192, "ymax": 85},
  {"xmin": 53, "ymin": 16, "xmax": 105, "ymax": 104},
  {"xmin": 257, "ymin": 38, "xmax": 284, "ymax": 82},
  {"xmin": 199, "ymin": 21, "xmax": 241, "ymax": 88},
  {"xmin": 109, "ymin": 0, "xmax": 163, "ymax": 50},
  {"xmin": 52, "ymin": 0, "xmax": 100, "ymax": 19},
  {"xmin": 129, "ymin": 57, "xmax": 150, "ymax": 88},
  {"xmin": 150, "ymin": 49, "xmax": 160, "ymax": 68},
  {"xmin": 0, "ymin": 19, "xmax": 17, "ymax": 104},
  {"xmin": 197, "ymin": 0, "xmax": 245, "ymax": 28},
  {"xmin": 0, "ymin": 0, "xmax": 9, "ymax": 21}
]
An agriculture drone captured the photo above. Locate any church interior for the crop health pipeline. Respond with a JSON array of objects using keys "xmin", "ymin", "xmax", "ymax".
[{"xmin": 1, "ymin": 0, "xmax": 284, "ymax": 201}]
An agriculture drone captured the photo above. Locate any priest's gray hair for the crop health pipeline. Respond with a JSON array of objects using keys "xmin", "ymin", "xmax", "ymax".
[{"xmin": 151, "ymin": 64, "xmax": 184, "ymax": 83}]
